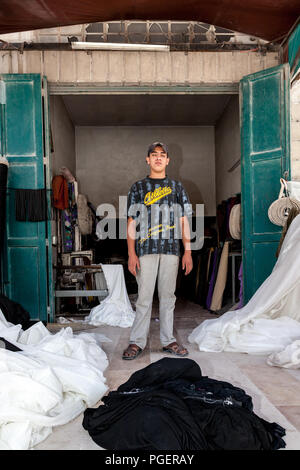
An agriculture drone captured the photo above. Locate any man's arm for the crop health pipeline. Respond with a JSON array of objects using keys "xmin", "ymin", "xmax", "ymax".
[
  {"xmin": 181, "ymin": 215, "xmax": 193, "ymax": 275},
  {"xmin": 127, "ymin": 217, "xmax": 140, "ymax": 276}
]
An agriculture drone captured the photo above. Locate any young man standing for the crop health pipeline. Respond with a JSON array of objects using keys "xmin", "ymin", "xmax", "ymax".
[{"xmin": 123, "ymin": 142, "xmax": 193, "ymax": 360}]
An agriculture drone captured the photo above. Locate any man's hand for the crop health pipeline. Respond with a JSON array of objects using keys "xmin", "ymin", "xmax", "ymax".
[
  {"xmin": 182, "ymin": 251, "xmax": 193, "ymax": 276},
  {"xmin": 128, "ymin": 253, "xmax": 140, "ymax": 277}
]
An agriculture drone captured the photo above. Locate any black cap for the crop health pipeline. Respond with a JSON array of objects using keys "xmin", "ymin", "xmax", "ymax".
[{"xmin": 147, "ymin": 141, "xmax": 169, "ymax": 156}]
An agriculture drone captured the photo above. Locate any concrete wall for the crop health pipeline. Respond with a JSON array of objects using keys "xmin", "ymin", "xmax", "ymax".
[
  {"xmin": 75, "ymin": 126, "xmax": 216, "ymax": 216},
  {"xmin": 291, "ymin": 81, "xmax": 300, "ymax": 180},
  {"xmin": 215, "ymin": 95, "xmax": 241, "ymax": 204},
  {"xmin": 50, "ymin": 95, "xmax": 76, "ymax": 176},
  {"xmin": 0, "ymin": 50, "xmax": 279, "ymax": 85}
]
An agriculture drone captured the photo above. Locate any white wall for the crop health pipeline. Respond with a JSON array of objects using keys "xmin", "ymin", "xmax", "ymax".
[
  {"xmin": 75, "ymin": 126, "xmax": 216, "ymax": 215},
  {"xmin": 50, "ymin": 96, "xmax": 76, "ymax": 176},
  {"xmin": 215, "ymin": 95, "xmax": 241, "ymax": 204}
]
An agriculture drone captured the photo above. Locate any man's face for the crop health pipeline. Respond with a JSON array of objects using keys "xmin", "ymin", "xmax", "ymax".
[{"xmin": 146, "ymin": 146, "xmax": 169, "ymax": 172}]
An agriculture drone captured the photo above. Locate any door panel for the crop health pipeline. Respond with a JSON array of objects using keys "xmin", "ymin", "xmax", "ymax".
[
  {"xmin": 0, "ymin": 74, "xmax": 49, "ymax": 321},
  {"xmin": 240, "ymin": 63, "xmax": 290, "ymax": 304}
]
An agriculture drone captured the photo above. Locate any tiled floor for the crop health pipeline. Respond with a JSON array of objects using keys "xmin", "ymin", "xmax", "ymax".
[{"xmin": 36, "ymin": 297, "xmax": 300, "ymax": 450}]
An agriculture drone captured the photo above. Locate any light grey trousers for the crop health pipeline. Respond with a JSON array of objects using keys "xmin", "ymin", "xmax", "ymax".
[{"xmin": 130, "ymin": 253, "xmax": 179, "ymax": 349}]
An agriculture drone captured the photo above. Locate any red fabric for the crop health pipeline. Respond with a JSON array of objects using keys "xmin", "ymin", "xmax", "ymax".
[
  {"xmin": 52, "ymin": 175, "xmax": 68, "ymax": 210},
  {"xmin": 0, "ymin": 0, "xmax": 299, "ymax": 41}
]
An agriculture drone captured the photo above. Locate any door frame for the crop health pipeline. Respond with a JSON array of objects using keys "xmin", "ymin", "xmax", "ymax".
[{"xmin": 47, "ymin": 82, "xmax": 240, "ymax": 319}]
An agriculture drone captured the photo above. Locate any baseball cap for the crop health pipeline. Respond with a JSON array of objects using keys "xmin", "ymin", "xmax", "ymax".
[{"xmin": 147, "ymin": 141, "xmax": 169, "ymax": 156}]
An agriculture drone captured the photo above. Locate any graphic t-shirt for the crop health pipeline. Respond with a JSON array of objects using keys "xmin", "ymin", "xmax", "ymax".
[{"xmin": 127, "ymin": 175, "xmax": 192, "ymax": 257}]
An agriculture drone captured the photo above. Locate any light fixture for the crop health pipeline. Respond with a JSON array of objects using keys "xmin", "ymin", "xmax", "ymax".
[{"xmin": 71, "ymin": 41, "xmax": 170, "ymax": 52}]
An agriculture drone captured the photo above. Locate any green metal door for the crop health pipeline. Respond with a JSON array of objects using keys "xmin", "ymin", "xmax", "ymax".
[
  {"xmin": 0, "ymin": 73, "xmax": 52, "ymax": 322},
  {"xmin": 240, "ymin": 63, "xmax": 290, "ymax": 304}
]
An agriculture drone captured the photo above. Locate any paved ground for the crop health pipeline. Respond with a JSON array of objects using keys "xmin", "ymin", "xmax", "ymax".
[{"xmin": 36, "ymin": 297, "xmax": 300, "ymax": 450}]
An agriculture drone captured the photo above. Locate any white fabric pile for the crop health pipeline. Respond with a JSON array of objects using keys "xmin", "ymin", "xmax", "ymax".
[
  {"xmin": 189, "ymin": 214, "xmax": 300, "ymax": 359},
  {"xmin": 85, "ymin": 264, "xmax": 135, "ymax": 328},
  {"xmin": 0, "ymin": 311, "xmax": 108, "ymax": 450}
]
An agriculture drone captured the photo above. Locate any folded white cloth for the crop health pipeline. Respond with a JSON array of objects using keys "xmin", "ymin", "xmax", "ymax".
[
  {"xmin": 85, "ymin": 264, "xmax": 135, "ymax": 328},
  {"xmin": 0, "ymin": 310, "xmax": 108, "ymax": 450},
  {"xmin": 189, "ymin": 214, "xmax": 300, "ymax": 355}
]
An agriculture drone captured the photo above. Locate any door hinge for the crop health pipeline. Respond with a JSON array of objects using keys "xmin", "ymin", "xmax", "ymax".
[{"xmin": 46, "ymin": 239, "xmax": 49, "ymax": 247}]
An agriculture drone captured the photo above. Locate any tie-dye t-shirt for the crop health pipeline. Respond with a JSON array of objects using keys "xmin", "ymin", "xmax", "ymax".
[{"xmin": 127, "ymin": 175, "xmax": 192, "ymax": 257}]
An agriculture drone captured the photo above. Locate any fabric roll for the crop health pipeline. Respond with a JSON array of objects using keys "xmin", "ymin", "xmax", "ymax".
[
  {"xmin": 195, "ymin": 248, "xmax": 210, "ymax": 306},
  {"xmin": 206, "ymin": 247, "xmax": 221, "ymax": 310},
  {"xmin": 209, "ymin": 241, "xmax": 230, "ymax": 312},
  {"xmin": 203, "ymin": 247, "xmax": 215, "ymax": 307}
]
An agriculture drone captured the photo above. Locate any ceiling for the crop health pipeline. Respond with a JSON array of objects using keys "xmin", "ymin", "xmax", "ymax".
[
  {"xmin": 0, "ymin": 0, "xmax": 299, "ymax": 41},
  {"xmin": 61, "ymin": 94, "xmax": 234, "ymax": 126}
]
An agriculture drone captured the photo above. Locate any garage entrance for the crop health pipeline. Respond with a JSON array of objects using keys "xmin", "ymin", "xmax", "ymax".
[
  {"xmin": 49, "ymin": 90, "xmax": 242, "ymax": 320},
  {"xmin": 0, "ymin": 63, "xmax": 290, "ymax": 322}
]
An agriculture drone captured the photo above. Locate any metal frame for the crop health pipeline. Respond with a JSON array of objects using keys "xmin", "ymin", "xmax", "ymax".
[{"xmin": 49, "ymin": 83, "xmax": 240, "ymax": 95}]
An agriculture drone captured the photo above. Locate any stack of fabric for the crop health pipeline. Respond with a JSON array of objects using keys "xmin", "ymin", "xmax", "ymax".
[
  {"xmin": 82, "ymin": 358, "xmax": 285, "ymax": 450},
  {"xmin": 0, "ymin": 309, "xmax": 108, "ymax": 450}
]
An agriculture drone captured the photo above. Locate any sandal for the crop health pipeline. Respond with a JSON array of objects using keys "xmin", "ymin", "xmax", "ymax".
[
  {"xmin": 162, "ymin": 342, "xmax": 189, "ymax": 357},
  {"xmin": 122, "ymin": 344, "xmax": 143, "ymax": 360}
]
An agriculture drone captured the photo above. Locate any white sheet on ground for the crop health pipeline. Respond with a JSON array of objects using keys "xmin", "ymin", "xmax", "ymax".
[
  {"xmin": 267, "ymin": 340, "xmax": 300, "ymax": 369},
  {"xmin": 188, "ymin": 214, "xmax": 300, "ymax": 355},
  {"xmin": 0, "ymin": 311, "xmax": 108, "ymax": 450},
  {"xmin": 85, "ymin": 264, "xmax": 135, "ymax": 328}
]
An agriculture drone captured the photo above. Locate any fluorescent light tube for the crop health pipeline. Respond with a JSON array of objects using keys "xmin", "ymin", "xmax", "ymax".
[{"xmin": 71, "ymin": 41, "xmax": 170, "ymax": 52}]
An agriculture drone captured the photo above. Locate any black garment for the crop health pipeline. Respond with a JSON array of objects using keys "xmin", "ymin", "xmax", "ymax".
[
  {"xmin": 0, "ymin": 294, "xmax": 31, "ymax": 330},
  {"xmin": 15, "ymin": 189, "xmax": 48, "ymax": 222},
  {"xmin": 0, "ymin": 337, "xmax": 23, "ymax": 352},
  {"xmin": 82, "ymin": 358, "xmax": 286, "ymax": 451}
]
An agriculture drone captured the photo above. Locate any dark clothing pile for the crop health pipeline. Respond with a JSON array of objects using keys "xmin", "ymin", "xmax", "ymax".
[
  {"xmin": 82, "ymin": 358, "xmax": 286, "ymax": 451},
  {"xmin": 0, "ymin": 294, "xmax": 31, "ymax": 330}
]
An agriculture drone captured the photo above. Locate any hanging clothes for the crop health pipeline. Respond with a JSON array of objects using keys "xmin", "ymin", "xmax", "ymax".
[
  {"xmin": 15, "ymin": 189, "xmax": 48, "ymax": 222},
  {"xmin": 82, "ymin": 357, "xmax": 285, "ymax": 451},
  {"xmin": 61, "ymin": 182, "xmax": 78, "ymax": 253},
  {"xmin": 52, "ymin": 175, "xmax": 68, "ymax": 210}
]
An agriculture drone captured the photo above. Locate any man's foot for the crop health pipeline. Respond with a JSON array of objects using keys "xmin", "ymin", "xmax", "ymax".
[
  {"xmin": 122, "ymin": 344, "xmax": 143, "ymax": 360},
  {"xmin": 162, "ymin": 342, "xmax": 189, "ymax": 357}
]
